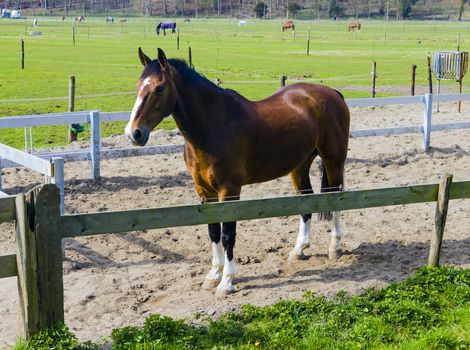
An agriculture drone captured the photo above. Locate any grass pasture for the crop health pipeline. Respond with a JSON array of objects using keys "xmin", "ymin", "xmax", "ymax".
[
  {"xmin": 15, "ymin": 266, "xmax": 470, "ymax": 349},
  {"xmin": 0, "ymin": 17, "xmax": 469, "ymax": 148}
]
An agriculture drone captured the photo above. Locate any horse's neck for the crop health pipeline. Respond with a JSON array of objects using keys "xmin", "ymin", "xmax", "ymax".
[{"xmin": 171, "ymin": 70, "xmax": 227, "ymax": 147}]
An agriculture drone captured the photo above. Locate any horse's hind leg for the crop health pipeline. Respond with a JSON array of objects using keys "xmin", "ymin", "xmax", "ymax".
[
  {"xmin": 320, "ymin": 157, "xmax": 345, "ymax": 260},
  {"xmin": 288, "ymin": 156, "xmax": 315, "ymax": 261}
]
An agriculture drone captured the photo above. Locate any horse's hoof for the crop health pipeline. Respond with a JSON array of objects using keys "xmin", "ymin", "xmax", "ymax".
[
  {"xmin": 215, "ymin": 285, "xmax": 236, "ymax": 297},
  {"xmin": 202, "ymin": 278, "xmax": 220, "ymax": 290},
  {"xmin": 288, "ymin": 250, "xmax": 308, "ymax": 262},
  {"xmin": 328, "ymin": 249, "xmax": 342, "ymax": 261}
]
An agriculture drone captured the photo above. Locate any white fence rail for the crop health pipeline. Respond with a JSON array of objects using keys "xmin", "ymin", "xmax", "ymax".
[{"xmin": 0, "ymin": 92, "xmax": 469, "ymax": 208}]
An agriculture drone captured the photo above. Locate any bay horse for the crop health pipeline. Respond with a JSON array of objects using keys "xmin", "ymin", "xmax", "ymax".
[
  {"xmin": 282, "ymin": 20, "xmax": 295, "ymax": 32},
  {"xmin": 348, "ymin": 21, "xmax": 361, "ymax": 31},
  {"xmin": 156, "ymin": 21, "xmax": 176, "ymax": 36},
  {"xmin": 125, "ymin": 48, "xmax": 350, "ymax": 296}
]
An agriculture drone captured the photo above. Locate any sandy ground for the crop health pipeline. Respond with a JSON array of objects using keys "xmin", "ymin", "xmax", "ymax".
[{"xmin": 0, "ymin": 102, "xmax": 469, "ymax": 347}]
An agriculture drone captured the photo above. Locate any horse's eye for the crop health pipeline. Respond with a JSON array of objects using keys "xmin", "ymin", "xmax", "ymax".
[{"xmin": 155, "ymin": 85, "xmax": 165, "ymax": 96}]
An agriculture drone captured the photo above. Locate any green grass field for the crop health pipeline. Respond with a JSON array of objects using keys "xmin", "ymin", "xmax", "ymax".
[
  {"xmin": 1, "ymin": 17, "xmax": 469, "ymax": 148},
  {"xmin": 14, "ymin": 266, "xmax": 470, "ymax": 349}
]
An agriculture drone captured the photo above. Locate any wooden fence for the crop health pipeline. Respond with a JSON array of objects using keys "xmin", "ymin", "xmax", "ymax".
[{"xmin": 0, "ymin": 176, "xmax": 469, "ymax": 339}]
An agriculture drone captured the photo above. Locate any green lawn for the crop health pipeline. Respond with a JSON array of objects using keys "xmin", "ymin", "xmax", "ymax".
[
  {"xmin": 14, "ymin": 266, "xmax": 470, "ymax": 349},
  {"xmin": 1, "ymin": 17, "xmax": 469, "ymax": 148}
]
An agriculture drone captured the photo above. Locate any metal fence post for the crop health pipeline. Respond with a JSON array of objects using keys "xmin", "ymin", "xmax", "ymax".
[
  {"xmin": 422, "ymin": 93, "xmax": 433, "ymax": 151},
  {"xmin": 90, "ymin": 111, "xmax": 101, "ymax": 180},
  {"xmin": 51, "ymin": 157, "xmax": 65, "ymax": 215}
]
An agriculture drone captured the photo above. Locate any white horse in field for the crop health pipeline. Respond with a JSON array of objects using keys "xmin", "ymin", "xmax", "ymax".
[
  {"xmin": 33, "ymin": 18, "xmax": 38, "ymax": 27},
  {"xmin": 238, "ymin": 20, "xmax": 247, "ymax": 26}
]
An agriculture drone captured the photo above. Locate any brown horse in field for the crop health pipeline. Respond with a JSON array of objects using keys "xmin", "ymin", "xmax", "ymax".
[
  {"xmin": 126, "ymin": 48, "xmax": 350, "ymax": 296},
  {"xmin": 348, "ymin": 21, "xmax": 361, "ymax": 31},
  {"xmin": 282, "ymin": 20, "xmax": 295, "ymax": 32}
]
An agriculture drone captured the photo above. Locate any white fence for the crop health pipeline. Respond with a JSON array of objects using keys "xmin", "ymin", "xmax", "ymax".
[{"xmin": 0, "ymin": 92, "xmax": 469, "ymax": 210}]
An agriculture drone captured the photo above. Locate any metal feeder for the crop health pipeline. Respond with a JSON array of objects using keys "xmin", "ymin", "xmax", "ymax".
[{"xmin": 432, "ymin": 51, "xmax": 468, "ymax": 112}]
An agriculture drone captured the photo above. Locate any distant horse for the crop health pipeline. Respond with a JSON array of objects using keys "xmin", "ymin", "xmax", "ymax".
[
  {"xmin": 33, "ymin": 18, "xmax": 38, "ymax": 27},
  {"xmin": 282, "ymin": 20, "xmax": 295, "ymax": 32},
  {"xmin": 119, "ymin": 19, "xmax": 127, "ymax": 23},
  {"xmin": 156, "ymin": 21, "xmax": 176, "ymax": 35},
  {"xmin": 184, "ymin": 18, "xmax": 191, "ymax": 22},
  {"xmin": 125, "ymin": 48, "xmax": 350, "ymax": 296},
  {"xmin": 238, "ymin": 20, "xmax": 247, "ymax": 26},
  {"xmin": 348, "ymin": 21, "xmax": 361, "ymax": 31},
  {"xmin": 106, "ymin": 16, "xmax": 114, "ymax": 23},
  {"xmin": 61, "ymin": 16, "xmax": 65, "ymax": 21},
  {"xmin": 75, "ymin": 16, "xmax": 84, "ymax": 23}
]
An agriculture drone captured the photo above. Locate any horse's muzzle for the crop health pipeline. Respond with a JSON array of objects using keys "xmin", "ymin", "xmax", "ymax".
[{"xmin": 126, "ymin": 128, "xmax": 149, "ymax": 146}]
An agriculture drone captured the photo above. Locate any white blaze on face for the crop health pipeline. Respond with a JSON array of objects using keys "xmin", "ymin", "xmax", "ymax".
[{"xmin": 125, "ymin": 77, "xmax": 152, "ymax": 139}]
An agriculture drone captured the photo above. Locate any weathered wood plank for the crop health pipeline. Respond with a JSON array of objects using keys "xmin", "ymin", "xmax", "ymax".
[
  {"xmin": 0, "ymin": 254, "xmax": 17, "ymax": 278},
  {"xmin": 32, "ymin": 185, "xmax": 64, "ymax": 333},
  {"xmin": 15, "ymin": 192, "xmax": 40, "ymax": 339},
  {"xmin": 429, "ymin": 174, "xmax": 453, "ymax": 267},
  {"xmin": 60, "ymin": 183, "xmax": 442, "ymax": 238},
  {"xmin": 16, "ymin": 185, "xmax": 64, "ymax": 339},
  {"xmin": 449, "ymin": 180, "xmax": 470, "ymax": 200},
  {"xmin": 0, "ymin": 196, "xmax": 15, "ymax": 222}
]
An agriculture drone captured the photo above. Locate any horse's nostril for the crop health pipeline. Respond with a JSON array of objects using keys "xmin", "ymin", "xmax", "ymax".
[{"xmin": 133, "ymin": 129, "xmax": 142, "ymax": 140}]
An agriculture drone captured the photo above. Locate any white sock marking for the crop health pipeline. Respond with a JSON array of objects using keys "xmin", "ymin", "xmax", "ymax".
[
  {"xmin": 206, "ymin": 242, "xmax": 224, "ymax": 281},
  {"xmin": 216, "ymin": 253, "xmax": 237, "ymax": 293},
  {"xmin": 291, "ymin": 217, "xmax": 311, "ymax": 256}
]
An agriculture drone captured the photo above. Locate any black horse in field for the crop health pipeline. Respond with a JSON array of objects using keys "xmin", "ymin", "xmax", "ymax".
[{"xmin": 156, "ymin": 21, "xmax": 176, "ymax": 36}]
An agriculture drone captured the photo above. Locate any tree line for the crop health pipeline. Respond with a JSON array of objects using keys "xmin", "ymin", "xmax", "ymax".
[{"xmin": 1, "ymin": 0, "xmax": 468, "ymax": 20}]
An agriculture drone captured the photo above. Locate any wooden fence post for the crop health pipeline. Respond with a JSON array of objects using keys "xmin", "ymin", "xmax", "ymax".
[
  {"xmin": 188, "ymin": 46, "xmax": 192, "ymax": 67},
  {"xmin": 411, "ymin": 64, "xmax": 417, "ymax": 96},
  {"xmin": 15, "ymin": 184, "xmax": 64, "ymax": 339},
  {"xmin": 371, "ymin": 60, "xmax": 377, "ymax": 98},
  {"xmin": 21, "ymin": 39, "xmax": 25, "ymax": 69},
  {"xmin": 428, "ymin": 174, "xmax": 453, "ymax": 267},
  {"xmin": 67, "ymin": 75, "xmax": 77, "ymax": 143},
  {"xmin": 280, "ymin": 75, "xmax": 287, "ymax": 87},
  {"xmin": 427, "ymin": 55, "xmax": 433, "ymax": 94},
  {"xmin": 177, "ymin": 28, "xmax": 180, "ymax": 50},
  {"xmin": 422, "ymin": 93, "xmax": 433, "ymax": 151},
  {"xmin": 306, "ymin": 29, "xmax": 310, "ymax": 56},
  {"xmin": 72, "ymin": 26, "xmax": 76, "ymax": 46}
]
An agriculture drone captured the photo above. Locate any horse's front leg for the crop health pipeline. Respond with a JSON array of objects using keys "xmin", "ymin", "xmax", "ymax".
[
  {"xmin": 216, "ymin": 221, "xmax": 237, "ymax": 296},
  {"xmin": 202, "ymin": 223, "xmax": 224, "ymax": 289}
]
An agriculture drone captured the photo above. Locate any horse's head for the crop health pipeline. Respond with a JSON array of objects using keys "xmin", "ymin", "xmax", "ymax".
[{"xmin": 125, "ymin": 48, "xmax": 177, "ymax": 146}]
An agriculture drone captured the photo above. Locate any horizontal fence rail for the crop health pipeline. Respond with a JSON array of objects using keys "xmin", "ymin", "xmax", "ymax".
[
  {"xmin": 0, "ymin": 254, "xmax": 18, "ymax": 279},
  {"xmin": 0, "ymin": 195, "xmax": 16, "ymax": 222},
  {"xmin": 60, "ymin": 180, "xmax": 470, "ymax": 238}
]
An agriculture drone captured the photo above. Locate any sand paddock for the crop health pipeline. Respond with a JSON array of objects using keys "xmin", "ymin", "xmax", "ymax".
[{"xmin": 0, "ymin": 103, "xmax": 469, "ymax": 346}]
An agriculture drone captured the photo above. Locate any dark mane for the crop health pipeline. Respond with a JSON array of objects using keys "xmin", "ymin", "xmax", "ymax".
[{"xmin": 141, "ymin": 58, "xmax": 221, "ymax": 90}]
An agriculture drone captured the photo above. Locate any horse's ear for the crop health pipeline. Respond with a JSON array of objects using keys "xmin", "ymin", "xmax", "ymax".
[
  {"xmin": 157, "ymin": 48, "xmax": 167, "ymax": 69},
  {"xmin": 138, "ymin": 47, "xmax": 151, "ymax": 67}
]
